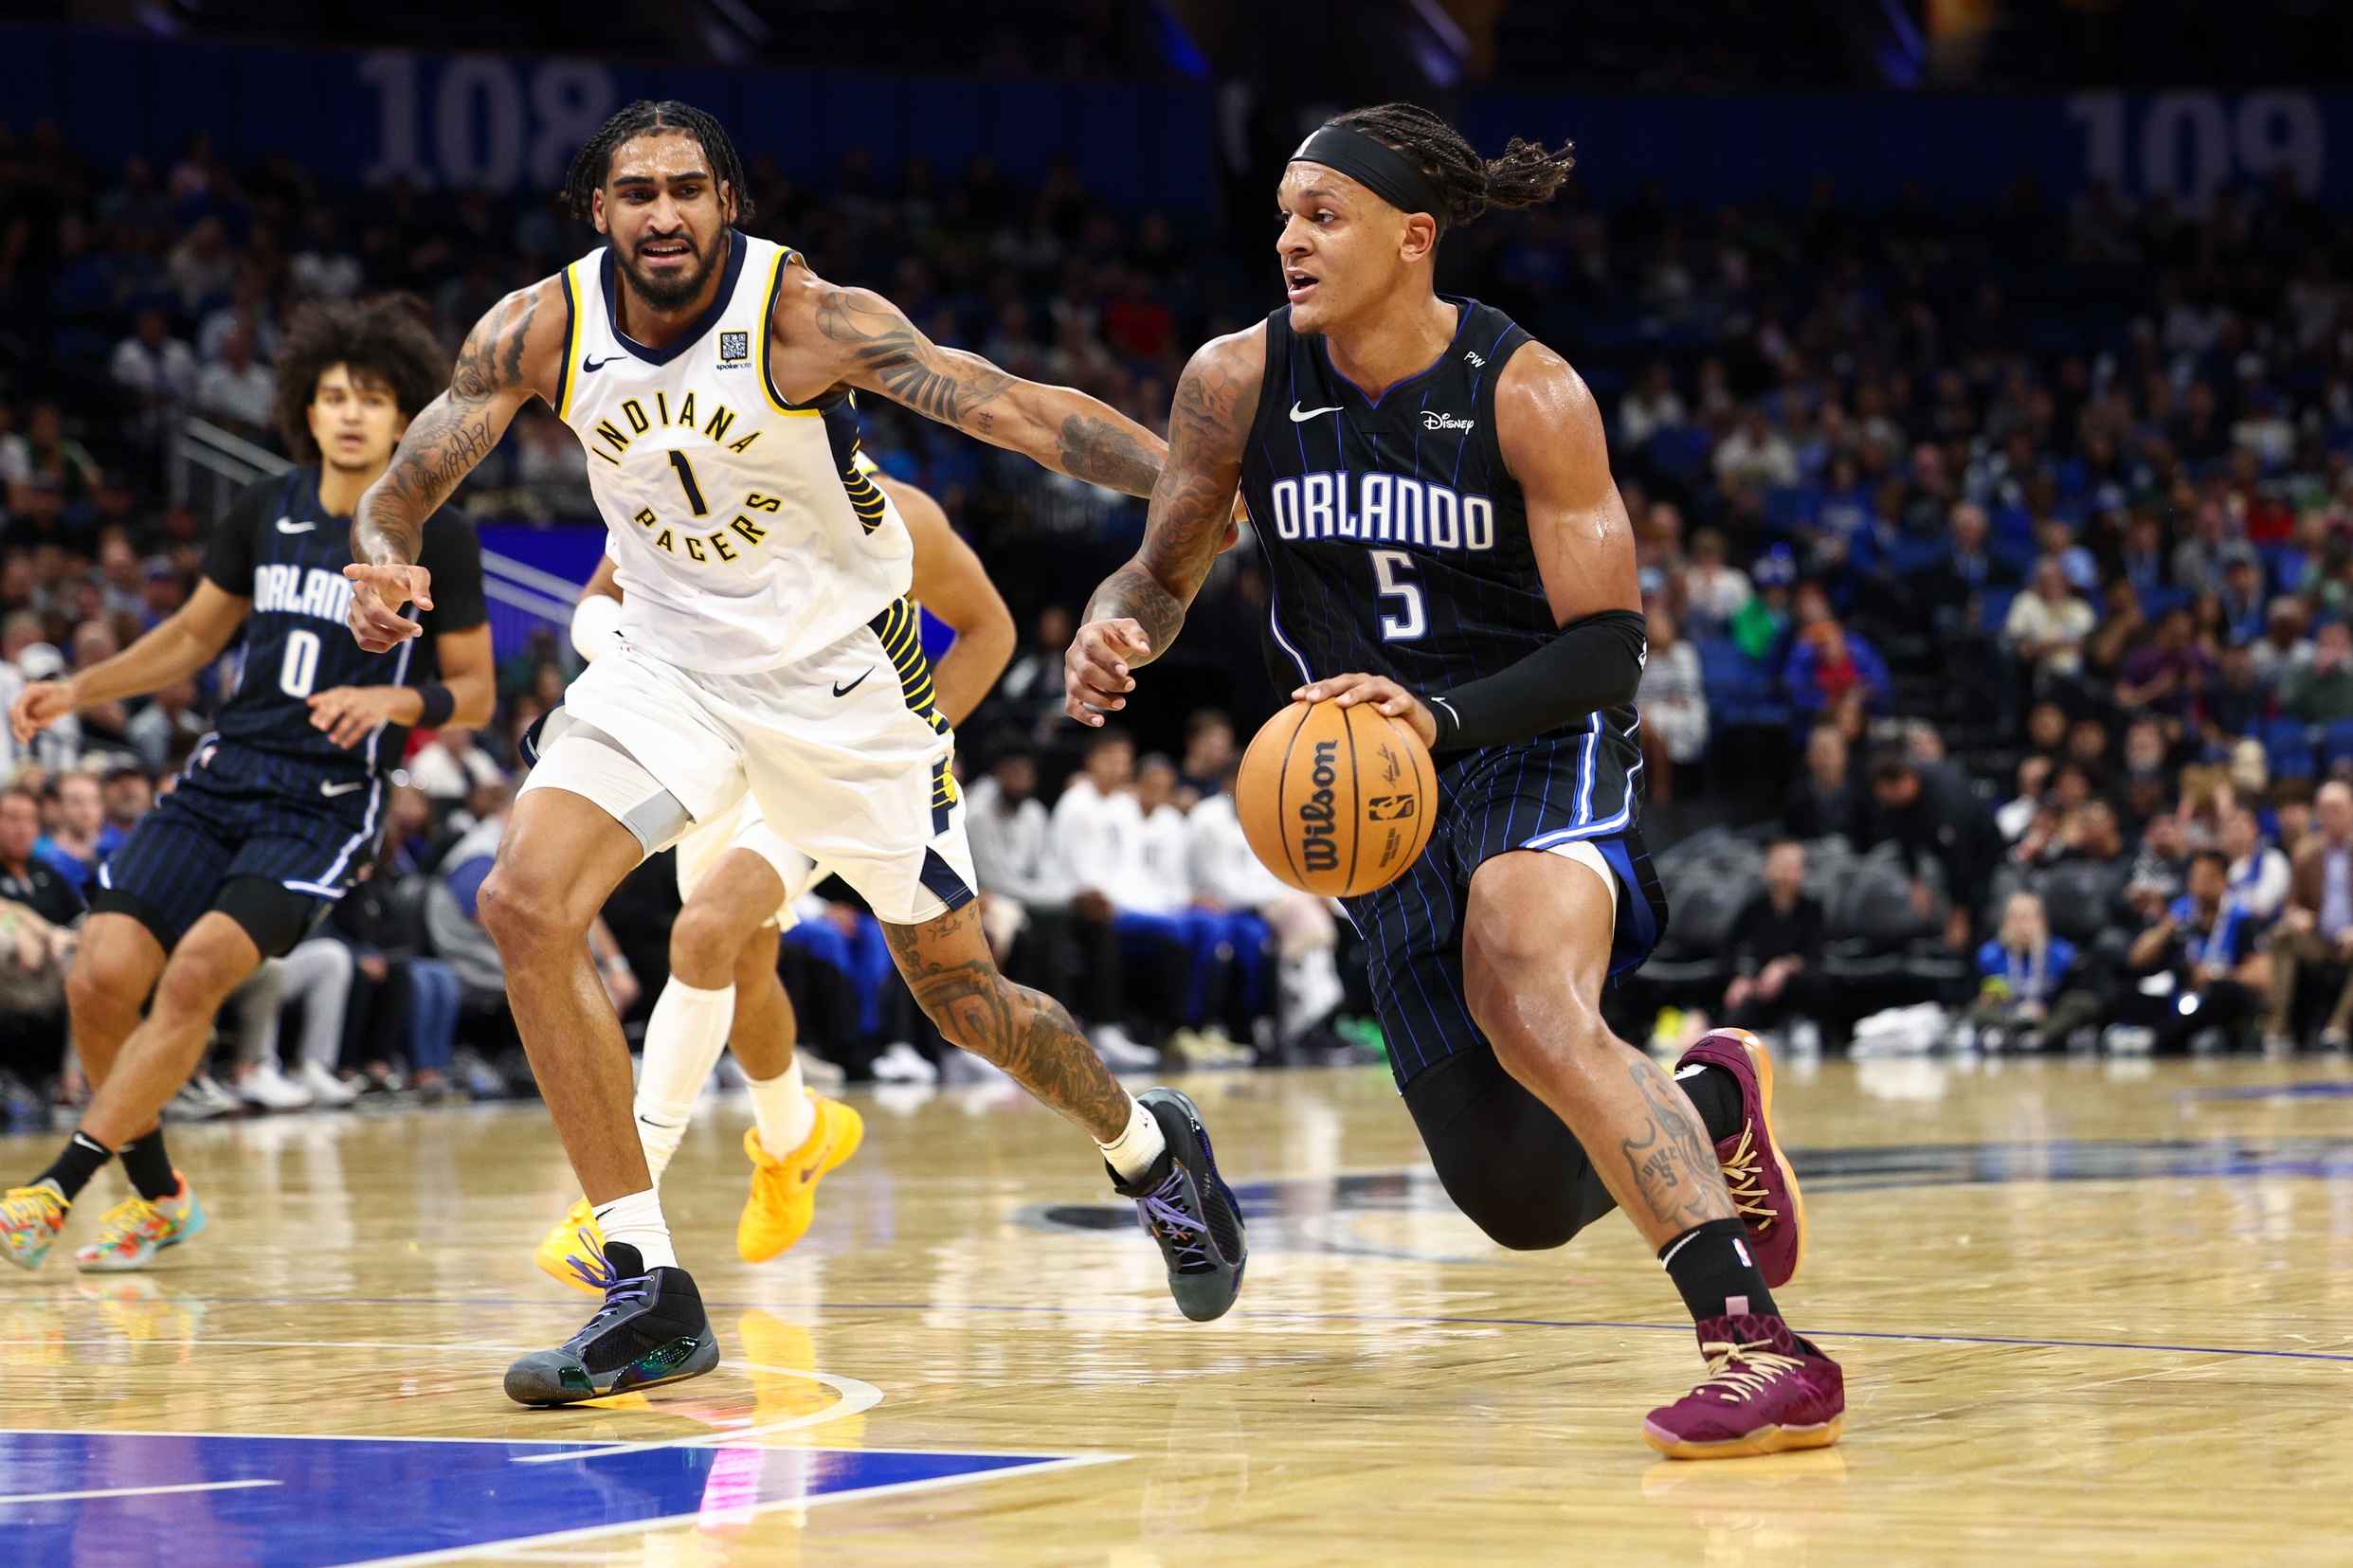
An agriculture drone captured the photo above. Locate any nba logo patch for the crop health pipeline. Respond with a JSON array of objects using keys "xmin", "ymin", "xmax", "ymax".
[{"xmin": 720, "ymin": 331, "xmax": 749, "ymax": 362}]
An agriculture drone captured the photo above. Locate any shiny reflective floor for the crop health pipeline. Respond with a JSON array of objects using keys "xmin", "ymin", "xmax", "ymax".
[{"xmin": 7, "ymin": 1053, "xmax": 2353, "ymax": 1565}]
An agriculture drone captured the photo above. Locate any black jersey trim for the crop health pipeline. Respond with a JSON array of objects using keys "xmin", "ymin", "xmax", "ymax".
[
  {"xmin": 598, "ymin": 228, "xmax": 749, "ymax": 368},
  {"xmin": 552, "ymin": 265, "xmax": 576, "ymax": 419},
  {"xmin": 1241, "ymin": 311, "xmax": 1292, "ymax": 464}
]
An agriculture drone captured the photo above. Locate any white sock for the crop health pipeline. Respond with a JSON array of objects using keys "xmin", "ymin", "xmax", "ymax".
[
  {"xmin": 749, "ymin": 1057, "xmax": 817, "ymax": 1157},
  {"xmin": 1096, "ymin": 1096, "xmax": 1167, "ymax": 1182},
  {"xmin": 591, "ymin": 1188, "xmax": 678, "ymax": 1271},
  {"xmin": 635, "ymin": 980, "xmax": 736, "ymax": 1183}
]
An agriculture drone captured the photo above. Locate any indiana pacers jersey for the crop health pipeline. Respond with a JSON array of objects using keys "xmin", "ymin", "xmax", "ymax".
[{"xmin": 554, "ymin": 230, "xmax": 913, "ymax": 674}]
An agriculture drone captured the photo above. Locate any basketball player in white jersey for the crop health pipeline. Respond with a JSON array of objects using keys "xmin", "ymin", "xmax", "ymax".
[
  {"xmin": 344, "ymin": 101, "xmax": 1248, "ymax": 1406},
  {"xmin": 531, "ymin": 460, "xmax": 1014, "ymax": 1289}
]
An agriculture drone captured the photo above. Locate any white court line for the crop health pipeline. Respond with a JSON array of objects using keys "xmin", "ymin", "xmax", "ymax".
[
  {"xmin": 1, "ymin": 1426, "xmax": 1111, "ymax": 1461},
  {"xmin": 506, "ymin": 1362, "xmax": 884, "ymax": 1464},
  {"xmin": 0, "ymin": 1479, "xmax": 280, "ymax": 1505},
  {"xmin": 346, "ymin": 1455, "xmax": 1128, "ymax": 1568}
]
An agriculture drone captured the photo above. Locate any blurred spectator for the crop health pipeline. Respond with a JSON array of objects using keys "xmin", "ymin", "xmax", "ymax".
[
  {"xmin": 2221, "ymin": 805, "xmax": 2291, "ymax": 924},
  {"xmin": 1970, "ymin": 891, "xmax": 2099, "ymax": 1053},
  {"xmin": 407, "ymin": 726, "xmax": 504, "ymax": 819},
  {"xmin": 2123, "ymin": 850, "xmax": 2267, "ymax": 1053},
  {"xmin": 1637, "ymin": 606, "xmax": 1707, "ymax": 804},
  {"xmin": 1865, "ymin": 748, "xmax": 2001, "ymax": 946},
  {"xmin": 1720, "ymin": 839, "xmax": 1829, "ymax": 1036},
  {"xmin": 192, "ymin": 320, "xmax": 276, "ymax": 437},
  {"xmin": 2264, "ymin": 782, "xmax": 2353, "ymax": 1051},
  {"xmin": 0, "ymin": 786, "xmax": 81, "ymax": 1111},
  {"xmin": 1783, "ymin": 724, "xmax": 1865, "ymax": 842},
  {"xmin": 36, "ymin": 770, "xmax": 119, "ymax": 896},
  {"xmin": 1681, "ymin": 528, "xmax": 1751, "ymax": 637},
  {"xmin": 1618, "ymin": 361, "xmax": 1686, "ymax": 449},
  {"xmin": 2115, "ymin": 606, "xmax": 2211, "ymax": 721},
  {"xmin": 110, "ymin": 307, "xmax": 198, "ymax": 407},
  {"xmin": 1177, "ymin": 708, "xmax": 1236, "ymax": 802},
  {"xmin": 2281, "ymin": 621, "xmax": 2353, "ymax": 725},
  {"xmin": 2002, "ymin": 556, "xmax": 2095, "ymax": 688},
  {"xmin": 1784, "ymin": 613, "xmax": 1890, "ymax": 730}
]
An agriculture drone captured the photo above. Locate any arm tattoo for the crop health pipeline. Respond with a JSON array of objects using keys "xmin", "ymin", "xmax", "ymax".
[
  {"xmin": 1057, "ymin": 412, "xmax": 1161, "ymax": 497},
  {"xmin": 882, "ymin": 907, "xmax": 1130, "ymax": 1141},
  {"xmin": 1081, "ymin": 341, "xmax": 1255, "ymax": 660},
  {"xmin": 1617, "ymin": 1057, "xmax": 1734, "ymax": 1233},
  {"xmin": 814, "ymin": 286, "xmax": 1013, "ymax": 424},
  {"xmin": 354, "ymin": 289, "xmax": 536, "ymax": 566}
]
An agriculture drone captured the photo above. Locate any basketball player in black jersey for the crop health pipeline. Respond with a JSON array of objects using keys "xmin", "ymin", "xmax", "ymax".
[
  {"xmin": 1070, "ymin": 105, "xmax": 1845, "ymax": 1458},
  {"xmin": 0, "ymin": 297, "xmax": 493, "ymax": 1275}
]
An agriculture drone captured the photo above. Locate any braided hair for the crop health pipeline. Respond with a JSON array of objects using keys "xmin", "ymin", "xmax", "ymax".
[
  {"xmin": 1328, "ymin": 102, "xmax": 1575, "ymax": 231},
  {"xmin": 561, "ymin": 100, "xmax": 753, "ymax": 225}
]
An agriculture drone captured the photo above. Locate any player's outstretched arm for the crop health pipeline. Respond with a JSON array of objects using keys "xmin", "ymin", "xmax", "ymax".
[
  {"xmin": 9, "ymin": 579, "xmax": 249, "ymax": 743},
  {"xmin": 779, "ymin": 269, "xmax": 1166, "ymax": 497},
  {"xmin": 881, "ymin": 474, "xmax": 1016, "ymax": 728},
  {"xmin": 1063, "ymin": 325, "xmax": 1264, "ymax": 727},
  {"xmin": 348, "ymin": 280, "xmax": 563, "ymax": 651}
]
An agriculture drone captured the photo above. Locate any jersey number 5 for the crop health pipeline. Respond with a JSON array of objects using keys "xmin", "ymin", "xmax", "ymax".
[{"xmin": 1370, "ymin": 550, "xmax": 1426, "ymax": 641}]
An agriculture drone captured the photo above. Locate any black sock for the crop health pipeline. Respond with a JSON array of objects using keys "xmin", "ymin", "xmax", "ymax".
[
  {"xmin": 118, "ymin": 1128, "xmax": 178, "ymax": 1203},
  {"xmin": 1659, "ymin": 1217, "xmax": 1779, "ymax": 1322},
  {"xmin": 35, "ymin": 1131, "xmax": 115, "ymax": 1203},
  {"xmin": 1674, "ymin": 1064, "xmax": 1745, "ymax": 1144}
]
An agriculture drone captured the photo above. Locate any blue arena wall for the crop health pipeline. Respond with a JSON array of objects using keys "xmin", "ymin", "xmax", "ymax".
[{"xmin": 1, "ymin": 26, "xmax": 2347, "ymax": 219}]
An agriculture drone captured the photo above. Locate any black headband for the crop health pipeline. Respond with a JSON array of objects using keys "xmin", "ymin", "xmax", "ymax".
[{"xmin": 1289, "ymin": 124, "xmax": 1450, "ymax": 228}]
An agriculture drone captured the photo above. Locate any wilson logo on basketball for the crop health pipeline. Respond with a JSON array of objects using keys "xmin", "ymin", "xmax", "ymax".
[{"xmin": 1237, "ymin": 699, "xmax": 1438, "ymax": 898}]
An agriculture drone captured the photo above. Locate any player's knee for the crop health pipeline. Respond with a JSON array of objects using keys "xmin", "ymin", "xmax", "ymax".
[
  {"xmin": 668, "ymin": 903, "xmax": 744, "ymax": 987},
  {"xmin": 66, "ymin": 952, "xmax": 138, "ymax": 1020},
  {"xmin": 1447, "ymin": 1181, "xmax": 1585, "ymax": 1252},
  {"xmin": 153, "ymin": 948, "xmax": 247, "ymax": 1021},
  {"xmin": 477, "ymin": 868, "xmax": 571, "ymax": 952}
]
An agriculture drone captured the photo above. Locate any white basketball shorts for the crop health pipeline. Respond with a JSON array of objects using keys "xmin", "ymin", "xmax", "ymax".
[
  {"xmin": 519, "ymin": 622, "xmax": 974, "ymax": 927},
  {"xmin": 674, "ymin": 791, "xmax": 820, "ymax": 930}
]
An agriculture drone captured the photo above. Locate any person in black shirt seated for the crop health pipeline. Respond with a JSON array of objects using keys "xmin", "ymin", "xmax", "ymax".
[{"xmin": 1720, "ymin": 839, "xmax": 1831, "ymax": 1037}]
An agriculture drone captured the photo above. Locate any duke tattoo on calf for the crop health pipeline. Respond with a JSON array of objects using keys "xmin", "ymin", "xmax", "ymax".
[{"xmin": 882, "ymin": 907, "xmax": 1131, "ymax": 1141}]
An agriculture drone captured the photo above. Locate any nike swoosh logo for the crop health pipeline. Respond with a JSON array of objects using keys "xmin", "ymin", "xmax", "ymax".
[
  {"xmin": 796, "ymin": 1162, "xmax": 824, "ymax": 1183},
  {"xmin": 319, "ymin": 781, "xmax": 366, "ymax": 798},
  {"xmin": 581, "ymin": 353, "xmax": 621, "ymax": 373},
  {"xmin": 1289, "ymin": 403, "xmax": 1343, "ymax": 423},
  {"xmin": 832, "ymin": 668, "xmax": 874, "ymax": 697},
  {"xmin": 277, "ymin": 518, "xmax": 316, "ymax": 534}
]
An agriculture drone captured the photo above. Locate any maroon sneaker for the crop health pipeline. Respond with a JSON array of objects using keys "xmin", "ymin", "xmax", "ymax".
[
  {"xmin": 1677, "ymin": 1028, "xmax": 1807, "ymax": 1288},
  {"xmin": 1643, "ymin": 1312, "xmax": 1845, "ymax": 1460}
]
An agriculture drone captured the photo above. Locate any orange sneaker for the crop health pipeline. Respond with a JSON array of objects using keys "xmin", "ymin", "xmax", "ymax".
[
  {"xmin": 533, "ymin": 1198, "xmax": 609, "ymax": 1294},
  {"xmin": 737, "ymin": 1092, "xmax": 862, "ymax": 1263}
]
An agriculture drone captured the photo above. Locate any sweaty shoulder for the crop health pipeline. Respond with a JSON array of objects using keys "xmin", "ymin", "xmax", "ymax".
[
  {"xmin": 1493, "ymin": 337, "xmax": 1608, "ymax": 484},
  {"xmin": 453, "ymin": 275, "xmax": 570, "ymax": 407}
]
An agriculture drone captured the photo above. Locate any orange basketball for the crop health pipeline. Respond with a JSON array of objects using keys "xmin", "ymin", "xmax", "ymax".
[{"xmin": 1236, "ymin": 699, "xmax": 1438, "ymax": 897}]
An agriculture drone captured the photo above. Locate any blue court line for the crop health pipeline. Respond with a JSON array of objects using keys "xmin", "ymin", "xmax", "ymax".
[{"xmin": 13, "ymin": 1293, "xmax": 2352, "ymax": 1368}]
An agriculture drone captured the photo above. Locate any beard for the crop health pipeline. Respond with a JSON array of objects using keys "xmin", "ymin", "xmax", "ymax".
[{"xmin": 617, "ymin": 228, "xmax": 723, "ymax": 312}]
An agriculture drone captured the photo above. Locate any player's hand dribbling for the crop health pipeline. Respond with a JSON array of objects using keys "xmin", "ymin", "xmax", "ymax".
[
  {"xmin": 344, "ymin": 562, "xmax": 433, "ymax": 652},
  {"xmin": 1294, "ymin": 673, "xmax": 1439, "ymax": 750},
  {"xmin": 9, "ymin": 680, "xmax": 76, "ymax": 745},
  {"xmin": 1065, "ymin": 618, "xmax": 1151, "ymax": 726}
]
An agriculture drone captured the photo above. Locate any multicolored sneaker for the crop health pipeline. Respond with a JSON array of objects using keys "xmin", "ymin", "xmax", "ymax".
[
  {"xmin": 738, "ymin": 1091, "xmax": 863, "ymax": 1264},
  {"xmin": 1677, "ymin": 1028, "xmax": 1807, "ymax": 1288},
  {"xmin": 534, "ymin": 1198, "xmax": 608, "ymax": 1295},
  {"xmin": 0, "ymin": 1182, "xmax": 68, "ymax": 1271},
  {"xmin": 74, "ymin": 1176, "xmax": 207, "ymax": 1272},
  {"xmin": 504, "ymin": 1242, "xmax": 721, "ymax": 1407},
  {"xmin": 1643, "ymin": 1312, "xmax": 1845, "ymax": 1460},
  {"xmin": 1109, "ymin": 1088, "xmax": 1246, "ymax": 1322}
]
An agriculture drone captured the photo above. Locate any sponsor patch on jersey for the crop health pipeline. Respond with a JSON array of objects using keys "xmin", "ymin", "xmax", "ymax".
[
  {"xmin": 720, "ymin": 331, "xmax": 749, "ymax": 362},
  {"xmin": 1422, "ymin": 411, "xmax": 1475, "ymax": 432}
]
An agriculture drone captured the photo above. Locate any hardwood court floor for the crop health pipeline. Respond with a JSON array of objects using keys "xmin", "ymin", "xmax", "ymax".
[{"xmin": 6, "ymin": 1052, "xmax": 2353, "ymax": 1566}]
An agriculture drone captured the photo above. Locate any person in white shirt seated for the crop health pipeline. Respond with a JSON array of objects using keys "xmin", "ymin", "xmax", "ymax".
[
  {"xmin": 1189, "ymin": 756, "xmax": 1346, "ymax": 1048},
  {"xmin": 966, "ymin": 742, "xmax": 1114, "ymax": 1014},
  {"xmin": 2220, "ymin": 804, "xmax": 2290, "ymax": 925},
  {"xmin": 1049, "ymin": 729, "xmax": 1186, "ymax": 1069}
]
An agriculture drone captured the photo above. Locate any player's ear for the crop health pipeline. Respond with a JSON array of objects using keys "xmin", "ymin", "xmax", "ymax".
[
  {"xmin": 1400, "ymin": 211, "xmax": 1439, "ymax": 266},
  {"xmin": 591, "ymin": 187, "xmax": 610, "ymax": 235},
  {"xmin": 720, "ymin": 180, "xmax": 738, "ymax": 225}
]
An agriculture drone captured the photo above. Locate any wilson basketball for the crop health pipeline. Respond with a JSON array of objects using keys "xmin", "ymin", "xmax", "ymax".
[{"xmin": 1236, "ymin": 699, "xmax": 1438, "ymax": 897}]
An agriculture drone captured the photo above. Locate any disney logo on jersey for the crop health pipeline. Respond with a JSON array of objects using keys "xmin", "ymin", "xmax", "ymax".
[
  {"xmin": 1263, "ymin": 470, "xmax": 1497, "ymax": 552},
  {"xmin": 1421, "ymin": 411, "xmax": 1475, "ymax": 433}
]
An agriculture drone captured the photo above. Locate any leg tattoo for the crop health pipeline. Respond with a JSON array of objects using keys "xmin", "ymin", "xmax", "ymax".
[{"xmin": 1617, "ymin": 1056, "xmax": 1735, "ymax": 1234}]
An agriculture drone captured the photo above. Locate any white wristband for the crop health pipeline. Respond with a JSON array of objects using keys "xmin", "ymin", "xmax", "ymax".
[{"xmin": 570, "ymin": 593, "xmax": 623, "ymax": 662}]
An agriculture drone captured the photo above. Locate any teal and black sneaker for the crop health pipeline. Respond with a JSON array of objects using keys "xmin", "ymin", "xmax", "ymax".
[
  {"xmin": 503, "ymin": 1242, "xmax": 721, "ymax": 1407},
  {"xmin": 1110, "ymin": 1088, "xmax": 1247, "ymax": 1322}
]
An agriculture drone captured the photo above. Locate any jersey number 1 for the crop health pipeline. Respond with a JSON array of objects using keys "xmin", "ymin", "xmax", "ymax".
[
  {"xmin": 1370, "ymin": 550, "xmax": 1427, "ymax": 641},
  {"xmin": 668, "ymin": 450, "xmax": 710, "ymax": 517}
]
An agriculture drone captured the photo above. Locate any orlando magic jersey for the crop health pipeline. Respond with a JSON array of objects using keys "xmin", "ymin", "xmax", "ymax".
[
  {"xmin": 1238, "ymin": 298, "xmax": 1664, "ymax": 1088},
  {"xmin": 201, "ymin": 469, "xmax": 486, "ymax": 773},
  {"xmin": 1238, "ymin": 297, "xmax": 1641, "ymax": 838}
]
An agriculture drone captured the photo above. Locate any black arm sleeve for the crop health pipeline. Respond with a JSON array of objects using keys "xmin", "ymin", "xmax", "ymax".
[
  {"xmin": 1424, "ymin": 607, "xmax": 1649, "ymax": 754},
  {"xmin": 198, "ymin": 478, "xmax": 279, "ymax": 597}
]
